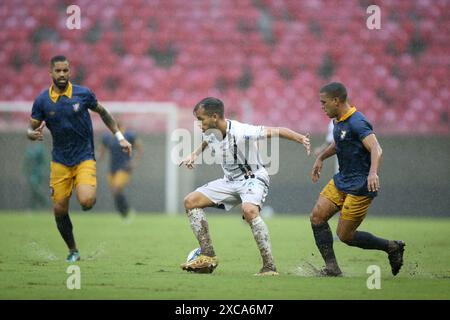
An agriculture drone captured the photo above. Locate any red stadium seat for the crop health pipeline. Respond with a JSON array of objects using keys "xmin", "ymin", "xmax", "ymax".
[{"xmin": 0, "ymin": 0, "xmax": 447, "ymax": 133}]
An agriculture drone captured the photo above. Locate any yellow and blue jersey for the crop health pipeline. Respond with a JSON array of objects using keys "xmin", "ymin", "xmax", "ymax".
[
  {"xmin": 333, "ymin": 107, "xmax": 376, "ymax": 197},
  {"xmin": 102, "ymin": 131, "xmax": 136, "ymax": 173},
  {"xmin": 31, "ymin": 82, "xmax": 97, "ymax": 167}
]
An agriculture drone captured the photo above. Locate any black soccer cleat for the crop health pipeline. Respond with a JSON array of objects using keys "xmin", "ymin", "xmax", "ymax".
[
  {"xmin": 318, "ymin": 266, "xmax": 343, "ymax": 277},
  {"xmin": 388, "ymin": 240, "xmax": 406, "ymax": 276}
]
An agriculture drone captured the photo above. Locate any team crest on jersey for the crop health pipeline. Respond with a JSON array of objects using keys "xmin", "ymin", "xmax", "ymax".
[
  {"xmin": 340, "ymin": 130, "xmax": 347, "ymax": 140},
  {"xmin": 72, "ymin": 103, "xmax": 80, "ymax": 112}
]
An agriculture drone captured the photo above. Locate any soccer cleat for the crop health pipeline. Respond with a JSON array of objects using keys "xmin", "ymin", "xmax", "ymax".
[
  {"xmin": 122, "ymin": 210, "xmax": 136, "ymax": 225},
  {"xmin": 66, "ymin": 250, "xmax": 80, "ymax": 263},
  {"xmin": 180, "ymin": 255, "xmax": 218, "ymax": 274},
  {"xmin": 388, "ymin": 240, "xmax": 405, "ymax": 276},
  {"xmin": 305, "ymin": 261, "xmax": 342, "ymax": 277},
  {"xmin": 254, "ymin": 266, "xmax": 279, "ymax": 276},
  {"xmin": 317, "ymin": 267, "xmax": 343, "ymax": 277}
]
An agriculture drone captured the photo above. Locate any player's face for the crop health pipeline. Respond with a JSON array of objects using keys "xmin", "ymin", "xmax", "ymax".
[
  {"xmin": 50, "ymin": 61, "xmax": 70, "ymax": 90},
  {"xmin": 194, "ymin": 107, "xmax": 217, "ymax": 132},
  {"xmin": 319, "ymin": 92, "xmax": 339, "ymax": 118}
]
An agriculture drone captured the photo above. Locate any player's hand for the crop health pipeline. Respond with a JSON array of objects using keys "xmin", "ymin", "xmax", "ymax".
[
  {"xmin": 367, "ymin": 172, "xmax": 380, "ymax": 192},
  {"xmin": 27, "ymin": 121, "xmax": 45, "ymax": 141},
  {"xmin": 301, "ymin": 133, "xmax": 311, "ymax": 156},
  {"xmin": 311, "ymin": 158, "xmax": 323, "ymax": 183},
  {"xmin": 179, "ymin": 154, "xmax": 196, "ymax": 169},
  {"xmin": 120, "ymin": 139, "xmax": 132, "ymax": 156}
]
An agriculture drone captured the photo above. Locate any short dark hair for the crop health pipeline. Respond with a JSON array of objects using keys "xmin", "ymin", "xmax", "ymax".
[
  {"xmin": 50, "ymin": 55, "xmax": 68, "ymax": 67},
  {"xmin": 193, "ymin": 97, "xmax": 224, "ymax": 118},
  {"xmin": 320, "ymin": 82, "xmax": 348, "ymax": 102}
]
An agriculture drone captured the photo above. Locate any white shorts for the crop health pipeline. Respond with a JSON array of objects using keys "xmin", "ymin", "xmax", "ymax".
[{"xmin": 196, "ymin": 176, "xmax": 270, "ymax": 211}]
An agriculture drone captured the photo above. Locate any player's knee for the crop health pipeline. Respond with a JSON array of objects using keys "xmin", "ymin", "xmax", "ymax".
[
  {"xmin": 53, "ymin": 203, "xmax": 68, "ymax": 216},
  {"xmin": 111, "ymin": 186, "xmax": 123, "ymax": 196},
  {"xmin": 337, "ymin": 230, "xmax": 354, "ymax": 244},
  {"xmin": 80, "ymin": 197, "xmax": 96, "ymax": 211},
  {"xmin": 184, "ymin": 195, "xmax": 197, "ymax": 211},
  {"xmin": 310, "ymin": 212, "xmax": 325, "ymax": 225},
  {"xmin": 242, "ymin": 206, "xmax": 259, "ymax": 223}
]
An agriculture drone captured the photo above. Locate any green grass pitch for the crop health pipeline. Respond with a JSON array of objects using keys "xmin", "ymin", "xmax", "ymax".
[{"xmin": 0, "ymin": 211, "xmax": 448, "ymax": 300}]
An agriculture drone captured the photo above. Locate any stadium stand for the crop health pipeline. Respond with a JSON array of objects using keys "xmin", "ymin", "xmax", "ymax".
[{"xmin": 0, "ymin": 0, "xmax": 448, "ymax": 133}]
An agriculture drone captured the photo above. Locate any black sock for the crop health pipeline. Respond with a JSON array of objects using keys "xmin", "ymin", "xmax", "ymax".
[
  {"xmin": 114, "ymin": 193, "xmax": 129, "ymax": 217},
  {"xmin": 311, "ymin": 223, "xmax": 339, "ymax": 268},
  {"xmin": 345, "ymin": 231, "xmax": 389, "ymax": 251},
  {"xmin": 55, "ymin": 214, "xmax": 76, "ymax": 251}
]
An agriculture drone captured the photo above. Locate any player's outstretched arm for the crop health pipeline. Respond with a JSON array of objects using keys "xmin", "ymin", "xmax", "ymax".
[
  {"xmin": 265, "ymin": 127, "xmax": 311, "ymax": 155},
  {"xmin": 311, "ymin": 141, "xmax": 336, "ymax": 183},
  {"xmin": 26, "ymin": 119, "xmax": 45, "ymax": 141},
  {"xmin": 91, "ymin": 103, "xmax": 132, "ymax": 156},
  {"xmin": 179, "ymin": 141, "xmax": 208, "ymax": 169},
  {"xmin": 362, "ymin": 134, "xmax": 383, "ymax": 192}
]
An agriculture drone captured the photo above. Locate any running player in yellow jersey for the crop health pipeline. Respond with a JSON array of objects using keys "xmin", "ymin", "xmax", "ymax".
[
  {"xmin": 27, "ymin": 55, "xmax": 132, "ymax": 262},
  {"xmin": 99, "ymin": 122, "xmax": 144, "ymax": 218}
]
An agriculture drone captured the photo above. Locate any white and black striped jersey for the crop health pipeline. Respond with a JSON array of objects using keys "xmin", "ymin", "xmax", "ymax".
[{"xmin": 202, "ymin": 119, "xmax": 269, "ymax": 182}]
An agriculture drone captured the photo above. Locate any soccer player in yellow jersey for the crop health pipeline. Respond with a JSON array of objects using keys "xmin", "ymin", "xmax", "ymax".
[
  {"xmin": 98, "ymin": 122, "xmax": 144, "ymax": 218},
  {"xmin": 310, "ymin": 82, "xmax": 405, "ymax": 276},
  {"xmin": 27, "ymin": 55, "xmax": 132, "ymax": 262}
]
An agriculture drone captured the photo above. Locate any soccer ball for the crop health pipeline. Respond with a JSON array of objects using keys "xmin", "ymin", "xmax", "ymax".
[{"xmin": 186, "ymin": 247, "xmax": 202, "ymax": 262}]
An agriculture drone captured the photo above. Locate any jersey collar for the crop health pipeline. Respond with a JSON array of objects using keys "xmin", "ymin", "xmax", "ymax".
[
  {"xmin": 336, "ymin": 106, "xmax": 357, "ymax": 122},
  {"xmin": 49, "ymin": 81, "xmax": 73, "ymax": 103}
]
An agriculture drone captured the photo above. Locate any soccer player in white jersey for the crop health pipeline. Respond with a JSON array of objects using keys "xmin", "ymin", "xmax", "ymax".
[{"xmin": 179, "ymin": 97, "xmax": 311, "ymax": 275}]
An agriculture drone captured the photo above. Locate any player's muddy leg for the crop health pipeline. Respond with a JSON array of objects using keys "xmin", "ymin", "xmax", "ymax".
[
  {"xmin": 54, "ymin": 197, "xmax": 77, "ymax": 251},
  {"xmin": 76, "ymin": 184, "xmax": 96, "ymax": 211},
  {"xmin": 184, "ymin": 191, "xmax": 216, "ymax": 257},
  {"xmin": 242, "ymin": 203, "xmax": 277, "ymax": 273},
  {"xmin": 310, "ymin": 196, "xmax": 341, "ymax": 275}
]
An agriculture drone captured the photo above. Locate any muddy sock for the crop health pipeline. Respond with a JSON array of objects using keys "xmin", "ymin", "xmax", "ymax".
[
  {"xmin": 187, "ymin": 208, "xmax": 215, "ymax": 257},
  {"xmin": 249, "ymin": 216, "xmax": 276, "ymax": 271}
]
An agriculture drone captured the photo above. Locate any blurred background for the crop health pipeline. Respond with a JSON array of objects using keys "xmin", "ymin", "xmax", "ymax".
[{"xmin": 0, "ymin": 0, "xmax": 449, "ymax": 216}]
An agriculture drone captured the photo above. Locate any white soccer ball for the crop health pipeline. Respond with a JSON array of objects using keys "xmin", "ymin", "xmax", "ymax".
[{"xmin": 186, "ymin": 247, "xmax": 202, "ymax": 262}]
